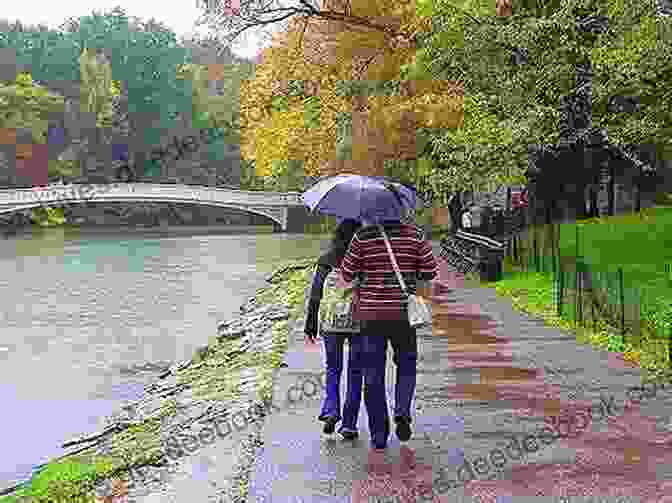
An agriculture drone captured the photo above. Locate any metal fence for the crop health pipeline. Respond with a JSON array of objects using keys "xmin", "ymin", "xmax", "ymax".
[{"xmin": 505, "ymin": 223, "xmax": 660, "ymax": 354}]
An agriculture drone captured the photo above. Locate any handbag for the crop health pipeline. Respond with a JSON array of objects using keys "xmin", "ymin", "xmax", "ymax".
[
  {"xmin": 379, "ymin": 225, "xmax": 433, "ymax": 329},
  {"xmin": 318, "ymin": 268, "xmax": 361, "ymax": 335}
]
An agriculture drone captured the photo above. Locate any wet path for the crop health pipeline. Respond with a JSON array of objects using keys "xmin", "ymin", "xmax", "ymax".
[{"xmin": 247, "ymin": 255, "xmax": 672, "ymax": 502}]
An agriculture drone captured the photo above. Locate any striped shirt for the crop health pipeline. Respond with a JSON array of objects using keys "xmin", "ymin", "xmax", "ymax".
[{"xmin": 341, "ymin": 223, "xmax": 438, "ymax": 321}]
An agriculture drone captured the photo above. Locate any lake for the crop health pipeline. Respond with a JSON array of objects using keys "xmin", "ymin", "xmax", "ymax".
[{"xmin": 0, "ymin": 225, "xmax": 326, "ymax": 490}]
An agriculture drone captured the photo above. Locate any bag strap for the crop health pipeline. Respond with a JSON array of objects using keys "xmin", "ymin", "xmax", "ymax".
[{"xmin": 378, "ymin": 225, "xmax": 409, "ymax": 298}]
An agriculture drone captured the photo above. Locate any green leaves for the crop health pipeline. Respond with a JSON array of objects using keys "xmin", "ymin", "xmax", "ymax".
[
  {"xmin": 78, "ymin": 48, "xmax": 115, "ymax": 128},
  {"xmin": 271, "ymin": 95, "xmax": 290, "ymax": 112},
  {"xmin": 409, "ymin": 0, "xmax": 671, "ymax": 200},
  {"xmin": 303, "ymin": 96, "xmax": 321, "ymax": 129},
  {"xmin": 0, "ymin": 72, "xmax": 65, "ymax": 142}
]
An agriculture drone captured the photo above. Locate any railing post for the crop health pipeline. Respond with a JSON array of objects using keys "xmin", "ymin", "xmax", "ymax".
[
  {"xmin": 557, "ymin": 260, "xmax": 564, "ymax": 316},
  {"xmin": 578, "ymin": 263, "xmax": 583, "ymax": 326},
  {"xmin": 619, "ymin": 267, "xmax": 625, "ymax": 337}
]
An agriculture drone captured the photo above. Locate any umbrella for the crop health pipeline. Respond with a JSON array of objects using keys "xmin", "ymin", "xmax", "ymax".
[{"xmin": 302, "ymin": 174, "xmax": 417, "ymax": 223}]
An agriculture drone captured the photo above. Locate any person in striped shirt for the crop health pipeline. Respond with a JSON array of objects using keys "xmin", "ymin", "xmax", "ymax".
[{"xmin": 341, "ymin": 211, "xmax": 438, "ymax": 449}]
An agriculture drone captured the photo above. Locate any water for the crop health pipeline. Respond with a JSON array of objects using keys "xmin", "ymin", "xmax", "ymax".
[{"xmin": 0, "ymin": 225, "xmax": 326, "ymax": 490}]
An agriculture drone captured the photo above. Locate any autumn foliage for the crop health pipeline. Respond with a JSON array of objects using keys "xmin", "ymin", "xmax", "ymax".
[{"xmin": 239, "ymin": 0, "xmax": 464, "ymax": 180}]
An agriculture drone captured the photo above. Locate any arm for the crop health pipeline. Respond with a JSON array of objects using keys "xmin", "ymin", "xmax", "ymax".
[
  {"xmin": 416, "ymin": 233, "xmax": 439, "ymax": 298},
  {"xmin": 340, "ymin": 233, "xmax": 362, "ymax": 284},
  {"xmin": 304, "ymin": 263, "xmax": 332, "ymax": 340}
]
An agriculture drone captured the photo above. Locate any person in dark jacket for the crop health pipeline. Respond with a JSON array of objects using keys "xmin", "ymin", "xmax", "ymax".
[
  {"xmin": 304, "ymin": 218, "xmax": 364, "ymax": 439},
  {"xmin": 341, "ymin": 213, "xmax": 438, "ymax": 450}
]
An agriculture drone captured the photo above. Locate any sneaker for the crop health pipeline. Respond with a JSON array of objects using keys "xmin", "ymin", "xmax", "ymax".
[
  {"xmin": 395, "ymin": 417, "xmax": 412, "ymax": 442},
  {"xmin": 323, "ymin": 416, "xmax": 338, "ymax": 435}
]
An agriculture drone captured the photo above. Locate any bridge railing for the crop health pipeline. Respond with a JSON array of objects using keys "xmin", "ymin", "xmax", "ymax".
[{"xmin": 0, "ymin": 183, "xmax": 304, "ymax": 206}]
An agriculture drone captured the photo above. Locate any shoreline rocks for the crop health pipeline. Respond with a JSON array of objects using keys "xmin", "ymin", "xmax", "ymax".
[{"xmin": 28, "ymin": 269, "xmax": 301, "ymax": 503}]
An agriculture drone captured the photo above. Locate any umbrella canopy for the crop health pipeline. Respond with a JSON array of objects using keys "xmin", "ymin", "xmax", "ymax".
[{"xmin": 302, "ymin": 174, "xmax": 417, "ymax": 223}]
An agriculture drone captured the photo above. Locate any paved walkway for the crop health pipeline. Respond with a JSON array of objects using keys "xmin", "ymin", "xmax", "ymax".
[{"xmin": 247, "ymin": 256, "xmax": 672, "ymax": 502}]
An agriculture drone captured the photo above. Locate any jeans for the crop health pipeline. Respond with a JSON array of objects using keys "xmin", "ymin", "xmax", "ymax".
[
  {"xmin": 320, "ymin": 334, "xmax": 364, "ymax": 432},
  {"xmin": 361, "ymin": 319, "xmax": 417, "ymax": 449}
]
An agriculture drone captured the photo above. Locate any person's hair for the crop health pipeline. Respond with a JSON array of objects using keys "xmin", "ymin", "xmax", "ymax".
[{"xmin": 318, "ymin": 218, "xmax": 362, "ymax": 268}]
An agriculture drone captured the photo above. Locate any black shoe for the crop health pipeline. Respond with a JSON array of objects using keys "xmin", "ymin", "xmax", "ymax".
[
  {"xmin": 323, "ymin": 417, "xmax": 338, "ymax": 435},
  {"xmin": 340, "ymin": 430, "xmax": 359, "ymax": 440},
  {"xmin": 395, "ymin": 417, "xmax": 412, "ymax": 442}
]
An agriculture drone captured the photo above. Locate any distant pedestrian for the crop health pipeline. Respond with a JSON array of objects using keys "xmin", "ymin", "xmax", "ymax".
[
  {"xmin": 447, "ymin": 192, "xmax": 463, "ymax": 233},
  {"xmin": 461, "ymin": 209, "xmax": 473, "ymax": 229}
]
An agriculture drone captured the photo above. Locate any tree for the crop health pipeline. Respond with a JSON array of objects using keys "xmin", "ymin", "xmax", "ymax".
[
  {"xmin": 56, "ymin": 8, "xmax": 194, "ymax": 177},
  {"xmin": 2, "ymin": 11, "xmax": 253, "ymax": 185},
  {"xmin": 238, "ymin": 0, "xmax": 463, "ymax": 182},
  {"xmin": 0, "ymin": 72, "xmax": 65, "ymax": 143},
  {"xmin": 178, "ymin": 33, "xmax": 256, "ymax": 138},
  {"xmin": 78, "ymin": 48, "xmax": 118, "ymax": 130},
  {"xmin": 409, "ymin": 0, "xmax": 671, "ymax": 201}
]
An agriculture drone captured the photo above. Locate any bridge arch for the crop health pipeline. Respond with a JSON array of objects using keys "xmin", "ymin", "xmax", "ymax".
[
  {"xmin": 0, "ymin": 184, "xmax": 311, "ymax": 231},
  {"xmin": 0, "ymin": 200, "xmax": 287, "ymax": 230}
]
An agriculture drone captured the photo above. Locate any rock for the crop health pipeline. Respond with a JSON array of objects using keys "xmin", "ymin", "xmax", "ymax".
[
  {"xmin": 169, "ymin": 360, "xmax": 191, "ymax": 375},
  {"xmin": 192, "ymin": 345, "xmax": 212, "ymax": 364},
  {"xmin": 267, "ymin": 307, "xmax": 289, "ymax": 321}
]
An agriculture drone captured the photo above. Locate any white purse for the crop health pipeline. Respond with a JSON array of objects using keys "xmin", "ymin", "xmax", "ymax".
[{"xmin": 379, "ymin": 225, "xmax": 433, "ymax": 329}]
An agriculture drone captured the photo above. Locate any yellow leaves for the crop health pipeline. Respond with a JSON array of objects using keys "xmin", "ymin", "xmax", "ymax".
[
  {"xmin": 590, "ymin": 10, "xmax": 659, "ymax": 75},
  {"xmin": 240, "ymin": 0, "xmax": 465, "ymax": 182},
  {"xmin": 249, "ymin": 106, "xmax": 304, "ymax": 177}
]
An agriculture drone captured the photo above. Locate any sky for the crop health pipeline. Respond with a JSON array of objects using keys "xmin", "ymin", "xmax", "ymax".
[{"xmin": 1, "ymin": 0, "xmax": 274, "ymax": 60}]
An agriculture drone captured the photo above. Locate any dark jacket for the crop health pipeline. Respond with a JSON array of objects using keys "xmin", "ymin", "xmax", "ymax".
[
  {"xmin": 304, "ymin": 262, "xmax": 332, "ymax": 337},
  {"xmin": 304, "ymin": 255, "xmax": 363, "ymax": 337},
  {"xmin": 304, "ymin": 219, "xmax": 363, "ymax": 336}
]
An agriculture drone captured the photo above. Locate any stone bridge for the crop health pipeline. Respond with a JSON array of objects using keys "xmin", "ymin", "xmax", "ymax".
[{"xmin": 0, "ymin": 183, "xmax": 316, "ymax": 232}]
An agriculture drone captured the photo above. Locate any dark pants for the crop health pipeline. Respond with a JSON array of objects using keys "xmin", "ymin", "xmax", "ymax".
[
  {"xmin": 320, "ymin": 334, "xmax": 364, "ymax": 432},
  {"xmin": 361, "ymin": 319, "xmax": 417, "ymax": 449}
]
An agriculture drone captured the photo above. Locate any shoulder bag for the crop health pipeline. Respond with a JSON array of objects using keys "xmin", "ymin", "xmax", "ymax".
[
  {"xmin": 318, "ymin": 268, "xmax": 361, "ymax": 334},
  {"xmin": 379, "ymin": 225, "xmax": 433, "ymax": 329}
]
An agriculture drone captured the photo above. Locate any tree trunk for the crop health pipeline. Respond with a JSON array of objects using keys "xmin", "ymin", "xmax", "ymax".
[
  {"xmin": 608, "ymin": 165, "xmax": 615, "ymax": 216},
  {"xmin": 589, "ymin": 183, "xmax": 598, "ymax": 217},
  {"xmin": 545, "ymin": 201, "xmax": 552, "ymax": 226}
]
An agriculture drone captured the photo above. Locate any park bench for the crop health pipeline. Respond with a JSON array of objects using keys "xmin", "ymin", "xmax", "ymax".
[{"xmin": 440, "ymin": 230, "xmax": 506, "ymax": 281}]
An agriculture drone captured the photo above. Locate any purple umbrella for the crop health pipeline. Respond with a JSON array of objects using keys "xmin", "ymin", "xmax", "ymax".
[{"xmin": 302, "ymin": 174, "xmax": 417, "ymax": 223}]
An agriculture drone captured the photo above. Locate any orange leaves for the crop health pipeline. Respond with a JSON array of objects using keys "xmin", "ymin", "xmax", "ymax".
[{"xmin": 240, "ymin": 0, "xmax": 464, "ymax": 181}]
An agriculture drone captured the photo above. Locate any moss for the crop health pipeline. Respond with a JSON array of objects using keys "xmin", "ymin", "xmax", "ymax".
[{"xmin": 0, "ymin": 456, "xmax": 119, "ymax": 503}]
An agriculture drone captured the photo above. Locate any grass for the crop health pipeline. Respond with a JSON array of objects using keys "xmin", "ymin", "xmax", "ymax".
[
  {"xmin": 486, "ymin": 207, "xmax": 672, "ymax": 380},
  {"xmin": 539, "ymin": 207, "xmax": 672, "ymax": 335},
  {"xmin": 487, "ymin": 269, "xmax": 664, "ymax": 368}
]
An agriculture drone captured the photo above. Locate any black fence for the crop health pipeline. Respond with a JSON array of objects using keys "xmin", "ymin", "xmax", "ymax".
[{"xmin": 506, "ymin": 223, "xmax": 669, "ymax": 366}]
